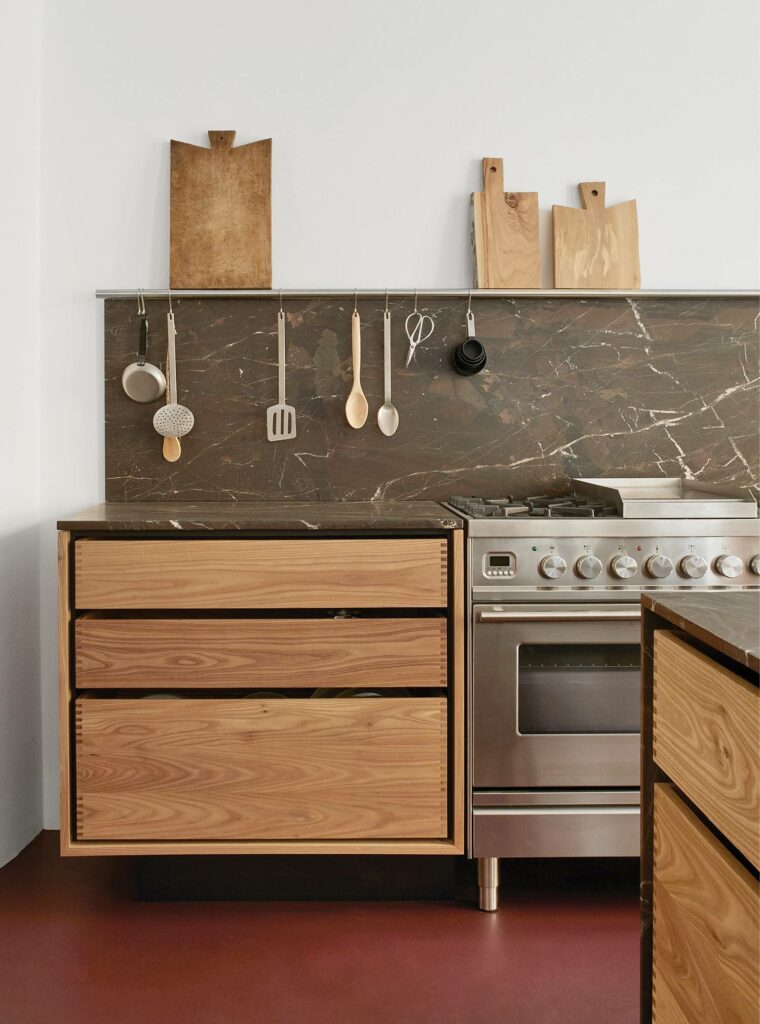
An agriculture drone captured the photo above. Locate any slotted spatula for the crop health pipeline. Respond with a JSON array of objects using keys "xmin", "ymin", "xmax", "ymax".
[{"xmin": 267, "ymin": 309, "xmax": 296, "ymax": 441}]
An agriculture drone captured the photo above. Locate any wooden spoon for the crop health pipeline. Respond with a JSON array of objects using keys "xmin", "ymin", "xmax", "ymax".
[{"xmin": 345, "ymin": 310, "xmax": 368, "ymax": 428}]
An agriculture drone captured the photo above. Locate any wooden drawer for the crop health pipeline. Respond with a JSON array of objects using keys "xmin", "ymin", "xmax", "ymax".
[
  {"xmin": 74, "ymin": 538, "xmax": 448, "ymax": 610},
  {"xmin": 75, "ymin": 696, "xmax": 448, "ymax": 841},
  {"xmin": 653, "ymin": 784, "xmax": 759, "ymax": 1024},
  {"xmin": 74, "ymin": 615, "xmax": 448, "ymax": 689},
  {"xmin": 653, "ymin": 630, "xmax": 759, "ymax": 868}
]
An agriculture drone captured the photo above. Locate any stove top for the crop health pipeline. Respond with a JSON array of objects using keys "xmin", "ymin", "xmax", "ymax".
[
  {"xmin": 447, "ymin": 495, "xmax": 620, "ymax": 520},
  {"xmin": 448, "ymin": 478, "xmax": 758, "ymax": 522},
  {"xmin": 447, "ymin": 479, "xmax": 760, "ymax": 591}
]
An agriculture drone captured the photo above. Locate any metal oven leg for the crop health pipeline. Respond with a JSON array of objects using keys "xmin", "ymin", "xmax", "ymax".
[{"xmin": 477, "ymin": 857, "xmax": 499, "ymax": 912}]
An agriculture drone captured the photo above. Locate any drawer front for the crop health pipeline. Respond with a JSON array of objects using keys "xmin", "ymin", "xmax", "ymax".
[
  {"xmin": 74, "ymin": 538, "xmax": 448, "ymax": 610},
  {"xmin": 75, "ymin": 616, "xmax": 448, "ymax": 689},
  {"xmin": 654, "ymin": 630, "xmax": 759, "ymax": 868},
  {"xmin": 75, "ymin": 697, "xmax": 448, "ymax": 841},
  {"xmin": 653, "ymin": 784, "xmax": 759, "ymax": 1024}
]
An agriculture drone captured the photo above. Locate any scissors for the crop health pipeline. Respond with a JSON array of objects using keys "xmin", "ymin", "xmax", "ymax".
[{"xmin": 405, "ymin": 294, "xmax": 435, "ymax": 366}]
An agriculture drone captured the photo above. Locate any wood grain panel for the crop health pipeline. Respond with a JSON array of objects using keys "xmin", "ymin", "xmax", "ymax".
[
  {"xmin": 58, "ymin": 532, "xmax": 73, "ymax": 853},
  {"xmin": 653, "ymin": 784, "xmax": 759, "ymax": 1024},
  {"xmin": 74, "ymin": 538, "xmax": 448, "ymax": 610},
  {"xmin": 170, "ymin": 131, "xmax": 271, "ymax": 289},
  {"xmin": 75, "ymin": 616, "xmax": 448, "ymax": 689},
  {"xmin": 76, "ymin": 697, "xmax": 448, "ymax": 841},
  {"xmin": 60, "ymin": 837, "xmax": 460, "ymax": 856},
  {"xmin": 654, "ymin": 630, "xmax": 759, "ymax": 868}
]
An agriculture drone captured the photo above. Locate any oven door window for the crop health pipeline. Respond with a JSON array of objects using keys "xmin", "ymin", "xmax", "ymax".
[{"xmin": 517, "ymin": 643, "xmax": 640, "ymax": 734}]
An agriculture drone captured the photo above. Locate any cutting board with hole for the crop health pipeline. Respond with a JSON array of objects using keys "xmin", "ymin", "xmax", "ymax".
[
  {"xmin": 552, "ymin": 182, "xmax": 640, "ymax": 288},
  {"xmin": 472, "ymin": 158, "xmax": 540, "ymax": 288},
  {"xmin": 170, "ymin": 130, "xmax": 272, "ymax": 289}
]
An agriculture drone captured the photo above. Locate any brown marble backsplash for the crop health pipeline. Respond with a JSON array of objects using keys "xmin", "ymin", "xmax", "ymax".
[{"xmin": 105, "ymin": 296, "xmax": 759, "ymax": 502}]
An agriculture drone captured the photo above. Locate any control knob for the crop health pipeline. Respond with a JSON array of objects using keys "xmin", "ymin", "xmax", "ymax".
[
  {"xmin": 575, "ymin": 554, "xmax": 603, "ymax": 580},
  {"xmin": 610, "ymin": 554, "xmax": 637, "ymax": 579},
  {"xmin": 715, "ymin": 554, "xmax": 743, "ymax": 578},
  {"xmin": 645, "ymin": 554, "xmax": 673, "ymax": 579},
  {"xmin": 750, "ymin": 555, "xmax": 760, "ymax": 576},
  {"xmin": 679, "ymin": 554, "xmax": 708, "ymax": 579},
  {"xmin": 539, "ymin": 555, "xmax": 567, "ymax": 579}
]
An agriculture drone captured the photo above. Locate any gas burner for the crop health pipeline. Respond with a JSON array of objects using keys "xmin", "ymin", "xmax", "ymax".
[{"xmin": 447, "ymin": 494, "xmax": 618, "ymax": 520}]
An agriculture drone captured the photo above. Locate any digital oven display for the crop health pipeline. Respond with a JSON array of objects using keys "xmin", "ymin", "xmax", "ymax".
[{"xmin": 489, "ymin": 555, "xmax": 513, "ymax": 567}]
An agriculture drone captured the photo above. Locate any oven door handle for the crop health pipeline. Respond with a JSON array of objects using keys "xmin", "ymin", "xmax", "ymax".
[{"xmin": 476, "ymin": 608, "xmax": 642, "ymax": 623}]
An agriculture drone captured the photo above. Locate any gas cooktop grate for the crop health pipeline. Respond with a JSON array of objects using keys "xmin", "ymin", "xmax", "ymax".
[{"xmin": 448, "ymin": 495, "xmax": 620, "ymax": 519}]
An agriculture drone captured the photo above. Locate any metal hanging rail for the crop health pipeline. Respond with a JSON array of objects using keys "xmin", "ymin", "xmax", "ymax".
[{"xmin": 95, "ymin": 288, "xmax": 760, "ymax": 300}]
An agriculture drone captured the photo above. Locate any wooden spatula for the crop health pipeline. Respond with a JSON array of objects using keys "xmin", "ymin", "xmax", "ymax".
[{"xmin": 267, "ymin": 310, "xmax": 296, "ymax": 441}]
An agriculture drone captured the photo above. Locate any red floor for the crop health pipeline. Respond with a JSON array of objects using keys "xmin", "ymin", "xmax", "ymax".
[{"xmin": 0, "ymin": 833, "xmax": 639, "ymax": 1024}]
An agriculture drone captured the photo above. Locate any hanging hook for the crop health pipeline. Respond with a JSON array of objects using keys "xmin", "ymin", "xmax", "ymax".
[
  {"xmin": 137, "ymin": 288, "xmax": 146, "ymax": 317},
  {"xmin": 385, "ymin": 289, "xmax": 389, "ymax": 316},
  {"xmin": 167, "ymin": 289, "xmax": 173, "ymax": 316},
  {"xmin": 353, "ymin": 289, "xmax": 358, "ymax": 314},
  {"xmin": 279, "ymin": 289, "xmax": 284, "ymax": 316},
  {"xmin": 467, "ymin": 290, "xmax": 472, "ymax": 316},
  {"xmin": 413, "ymin": 289, "xmax": 418, "ymax": 314}
]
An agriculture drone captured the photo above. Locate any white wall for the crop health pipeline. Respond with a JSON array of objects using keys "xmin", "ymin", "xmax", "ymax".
[
  {"xmin": 0, "ymin": 0, "xmax": 43, "ymax": 863},
  {"xmin": 34, "ymin": 0, "xmax": 760, "ymax": 826}
]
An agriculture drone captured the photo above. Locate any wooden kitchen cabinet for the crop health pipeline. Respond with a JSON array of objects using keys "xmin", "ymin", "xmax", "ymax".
[
  {"xmin": 75, "ymin": 615, "xmax": 448, "ymax": 690},
  {"xmin": 76, "ymin": 696, "xmax": 448, "ymax": 841},
  {"xmin": 653, "ymin": 784, "xmax": 758, "ymax": 1024},
  {"xmin": 59, "ymin": 527, "xmax": 464, "ymax": 857},
  {"xmin": 641, "ymin": 594, "xmax": 760, "ymax": 1024},
  {"xmin": 74, "ymin": 538, "xmax": 448, "ymax": 609}
]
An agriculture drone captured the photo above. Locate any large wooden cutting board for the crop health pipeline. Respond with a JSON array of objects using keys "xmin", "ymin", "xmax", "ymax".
[
  {"xmin": 472, "ymin": 157, "xmax": 540, "ymax": 288},
  {"xmin": 552, "ymin": 182, "xmax": 640, "ymax": 288},
  {"xmin": 170, "ymin": 130, "xmax": 271, "ymax": 289}
]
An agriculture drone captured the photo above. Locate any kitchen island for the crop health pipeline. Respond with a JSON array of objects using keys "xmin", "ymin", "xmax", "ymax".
[
  {"xmin": 640, "ymin": 591, "xmax": 760, "ymax": 1024},
  {"xmin": 58, "ymin": 501, "xmax": 464, "ymax": 860}
]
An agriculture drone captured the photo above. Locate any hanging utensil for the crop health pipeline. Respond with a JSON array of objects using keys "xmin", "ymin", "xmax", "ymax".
[
  {"xmin": 154, "ymin": 299, "xmax": 194, "ymax": 460},
  {"xmin": 345, "ymin": 292, "xmax": 368, "ymax": 429},
  {"xmin": 453, "ymin": 292, "xmax": 487, "ymax": 375},
  {"xmin": 377, "ymin": 291, "xmax": 399, "ymax": 436},
  {"xmin": 404, "ymin": 290, "xmax": 434, "ymax": 367},
  {"xmin": 121, "ymin": 290, "xmax": 167, "ymax": 402},
  {"xmin": 266, "ymin": 294, "xmax": 296, "ymax": 441}
]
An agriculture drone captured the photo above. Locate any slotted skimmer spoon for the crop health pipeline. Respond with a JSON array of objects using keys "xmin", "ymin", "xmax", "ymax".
[{"xmin": 267, "ymin": 302, "xmax": 296, "ymax": 441}]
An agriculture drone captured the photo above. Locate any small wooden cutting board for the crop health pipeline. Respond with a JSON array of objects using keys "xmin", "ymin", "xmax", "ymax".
[
  {"xmin": 170, "ymin": 130, "xmax": 272, "ymax": 289},
  {"xmin": 552, "ymin": 182, "xmax": 640, "ymax": 288},
  {"xmin": 472, "ymin": 158, "xmax": 540, "ymax": 288}
]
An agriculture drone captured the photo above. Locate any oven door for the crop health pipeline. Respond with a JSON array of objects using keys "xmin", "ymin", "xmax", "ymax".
[{"xmin": 472, "ymin": 603, "xmax": 641, "ymax": 788}]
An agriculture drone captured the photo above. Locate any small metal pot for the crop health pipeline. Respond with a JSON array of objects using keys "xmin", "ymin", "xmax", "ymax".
[{"xmin": 122, "ymin": 308, "xmax": 166, "ymax": 403}]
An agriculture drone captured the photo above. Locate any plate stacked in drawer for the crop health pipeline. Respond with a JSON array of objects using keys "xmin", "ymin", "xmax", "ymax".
[{"xmin": 71, "ymin": 538, "xmax": 452, "ymax": 845}]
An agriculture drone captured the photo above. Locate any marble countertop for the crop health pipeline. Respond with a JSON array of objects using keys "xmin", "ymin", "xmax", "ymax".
[
  {"xmin": 642, "ymin": 591, "xmax": 760, "ymax": 674},
  {"xmin": 57, "ymin": 501, "xmax": 462, "ymax": 533}
]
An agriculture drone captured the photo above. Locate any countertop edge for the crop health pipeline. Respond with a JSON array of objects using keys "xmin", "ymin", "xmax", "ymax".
[
  {"xmin": 641, "ymin": 593, "xmax": 760, "ymax": 674},
  {"xmin": 56, "ymin": 501, "xmax": 463, "ymax": 533}
]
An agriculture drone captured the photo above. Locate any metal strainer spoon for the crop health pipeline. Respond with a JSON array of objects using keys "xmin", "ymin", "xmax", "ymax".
[{"xmin": 153, "ymin": 303, "xmax": 193, "ymax": 461}]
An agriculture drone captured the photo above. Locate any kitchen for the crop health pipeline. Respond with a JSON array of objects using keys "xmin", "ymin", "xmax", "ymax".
[{"xmin": 1, "ymin": 2, "xmax": 759, "ymax": 1023}]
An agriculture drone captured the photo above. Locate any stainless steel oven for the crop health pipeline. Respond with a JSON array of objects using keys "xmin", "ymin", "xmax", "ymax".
[
  {"xmin": 472, "ymin": 603, "xmax": 640, "ymax": 789},
  {"xmin": 445, "ymin": 480, "xmax": 759, "ymax": 910}
]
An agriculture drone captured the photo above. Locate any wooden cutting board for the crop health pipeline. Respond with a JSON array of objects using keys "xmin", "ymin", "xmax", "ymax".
[
  {"xmin": 552, "ymin": 182, "xmax": 640, "ymax": 288},
  {"xmin": 472, "ymin": 158, "xmax": 540, "ymax": 288},
  {"xmin": 170, "ymin": 130, "xmax": 272, "ymax": 289}
]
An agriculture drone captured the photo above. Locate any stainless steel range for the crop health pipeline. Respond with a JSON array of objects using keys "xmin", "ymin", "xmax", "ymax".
[{"xmin": 445, "ymin": 478, "xmax": 760, "ymax": 911}]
